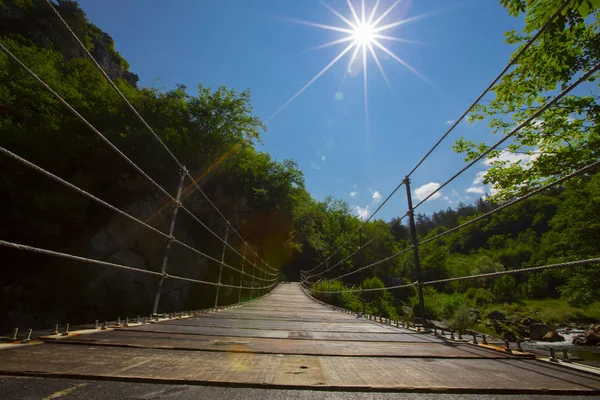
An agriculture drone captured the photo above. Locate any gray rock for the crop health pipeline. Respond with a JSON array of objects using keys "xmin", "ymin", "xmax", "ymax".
[
  {"xmin": 520, "ymin": 317, "xmax": 540, "ymax": 326},
  {"xmin": 584, "ymin": 331, "xmax": 600, "ymax": 346},
  {"xmin": 486, "ymin": 310, "xmax": 506, "ymax": 320},
  {"xmin": 530, "ymin": 323, "xmax": 552, "ymax": 340},
  {"xmin": 503, "ymin": 331, "xmax": 517, "ymax": 342},
  {"xmin": 541, "ymin": 331, "xmax": 565, "ymax": 342}
]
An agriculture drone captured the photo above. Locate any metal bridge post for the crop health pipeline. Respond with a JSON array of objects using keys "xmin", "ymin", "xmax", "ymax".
[
  {"xmin": 238, "ymin": 243, "xmax": 246, "ymax": 303},
  {"xmin": 251, "ymin": 253, "xmax": 257, "ymax": 299},
  {"xmin": 259, "ymin": 260, "xmax": 264, "ymax": 297},
  {"xmin": 152, "ymin": 167, "xmax": 187, "ymax": 315},
  {"xmin": 404, "ymin": 176, "xmax": 426, "ymax": 329},
  {"xmin": 359, "ymin": 227, "xmax": 366, "ymax": 314},
  {"xmin": 214, "ymin": 224, "xmax": 230, "ymax": 307}
]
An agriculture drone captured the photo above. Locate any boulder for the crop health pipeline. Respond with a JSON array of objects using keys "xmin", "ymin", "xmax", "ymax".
[
  {"xmin": 594, "ymin": 324, "xmax": 600, "ymax": 334},
  {"xmin": 486, "ymin": 310, "xmax": 506, "ymax": 321},
  {"xmin": 584, "ymin": 331, "xmax": 600, "ymax": 346},
  {"xmin": 573, "ymin": 334, "xmax": 586, "ymax": 345},
  {"xmin": 469, "ymin": 308, "xmax": 481, "ymax": 320},
  {"xmin": 515, "ymin": 325, "xmax": 530, "ymax": 338},
  {"xmin": 521, "ymin": 317, "xmax": 540, "ymax": 326},
  {"xmin": 503, "ymin": 331, "xmax": 517, "ymax": 342},
  {"xmin": 530, "ymin": 323, "xmax": 552, "ymax": 340},
  {"xmin": 541, "ymin": 331, "xmax": 565, "ymax": 342}
]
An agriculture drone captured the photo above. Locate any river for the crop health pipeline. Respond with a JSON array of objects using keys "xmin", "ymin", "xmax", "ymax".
[{"xmin": 522, "ymin": 329, "xmax": 600, "ymax": 365}]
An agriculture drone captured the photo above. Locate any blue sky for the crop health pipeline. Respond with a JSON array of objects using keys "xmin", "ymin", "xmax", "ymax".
[{"xmin": 76, "ymin": 0, "xmax": 524, "ymax": 220}]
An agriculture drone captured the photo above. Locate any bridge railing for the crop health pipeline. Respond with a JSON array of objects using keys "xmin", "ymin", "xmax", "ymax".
[
  {"xmin": 300, "ymin": 0, "xmax": 600, "ymax": 325},
  {"xmin": 0, "ymin": 0, "xmax": 280, "ymax": 324}
]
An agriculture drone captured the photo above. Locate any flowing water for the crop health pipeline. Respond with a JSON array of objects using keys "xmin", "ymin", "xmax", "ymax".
[{"xmin": 522, "ymin": 329, "xmax": 600, "ymax": 364}]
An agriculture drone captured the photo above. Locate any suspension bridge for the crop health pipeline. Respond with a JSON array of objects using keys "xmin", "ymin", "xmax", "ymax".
[{"xmin": 1, "ymin": 0, "xmax": 600, "ymax": 397}]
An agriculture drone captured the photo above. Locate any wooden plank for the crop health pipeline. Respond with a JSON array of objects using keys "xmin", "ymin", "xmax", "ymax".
[
  {"xmin": 125, "ymin": 325, "xmax": 435, "ymax": 342},
  {"xmin": 156, "ymin": 319, "xmax": 400, "ymax": 333},
  {"xmin": 50, "ymin": 331, "xmax": 516, "ymax": 358},
  {"xmin": 0, "ymin": 345, "xmax": 598, "ymax": 393}
]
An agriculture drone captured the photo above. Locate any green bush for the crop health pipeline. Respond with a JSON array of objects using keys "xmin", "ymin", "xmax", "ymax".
[
  {"xmin": 464, "ymin": 287, "xmax": 496, "ymax": 306},
  {"xmin": 446, "ymin": 305, "xmax": 476, "ymax": 333}
]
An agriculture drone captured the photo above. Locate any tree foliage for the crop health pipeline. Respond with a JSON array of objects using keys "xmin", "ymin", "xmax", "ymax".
[{"xmin": 454, "ymin": 0, "xmax": 600, "ymax": 200}]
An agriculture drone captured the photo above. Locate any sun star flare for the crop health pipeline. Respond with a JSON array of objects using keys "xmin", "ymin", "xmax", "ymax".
[{"xmin": 269, "ymin": 0, "xmax": 428, "ymax": 121}]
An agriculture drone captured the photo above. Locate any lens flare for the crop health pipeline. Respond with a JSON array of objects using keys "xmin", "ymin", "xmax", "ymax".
[{"xmin": 269, "ymin": 0, "xmax": 430, "ymax": 121}]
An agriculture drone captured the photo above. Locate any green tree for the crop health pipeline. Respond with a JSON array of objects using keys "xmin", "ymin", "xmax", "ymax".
[{"xmin": 454, "ymin": 0, "xmax": 600, "ymax": 200}]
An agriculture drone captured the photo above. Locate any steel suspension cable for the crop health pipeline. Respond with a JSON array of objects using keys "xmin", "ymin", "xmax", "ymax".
[
  {"xmin": 42, "ymin": 0, "xmax": 184, "ymax": 171},
  {"xmin": 311, "ymin": 257, "xmax": 600, "ymax": 293},
  {"xmin": 0, "ymin": 40, "xmax": 276, "ymax": 280},
  {"xmin": 417, "ymin": 160, "xmax": 600, "ymax": 248},
  {"xmin": 305, "ymin": 212, "xmax": 409, "ymax": 281},
  {"xmin": 304, "ymin": 0, "xmax": 573, "ymax": 278},
  {"xmin": 184, "ymin": 175, "xmax": 279, "ymax": 274},
  {"xmin": 0, "ymin": 42, "xmax": 175, "ymax": 203},
  {"xmin": 406, "ymin": 0, "xmax": 574, "ymax": 178},
  {"xmin": 0, "ymin": 240, "xmax": 278, "ymax": 290},
  {"xmin": 319, "ymin": 154, "xmax": 600, "ymax": 285},
  {"xmin": 423, "ymin": 257, "xmax": 600, "ymax": 286},
  {"xmin": 302, "ymin": 182, "xmax": 407, "ymax": 276},
  {"xmin": 412, "ymin": 63, "xmax": 600, "ymax": 210},
  {"xmin": 0, "ymin": 146, "xmax": 274, "ymax": 283},
  {"xmin": 43, "ymin": 0, "xmax": 276, "ymax": 274}
]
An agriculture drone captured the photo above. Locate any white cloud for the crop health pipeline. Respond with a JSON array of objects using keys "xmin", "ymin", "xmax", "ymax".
[
  {"xmin": 466, "ymin": 171, "xmax": 487, "ymax": 195},
  {"xmin": 372, "ymin": 191, "xmax": 382, "ymax": 203},
  {"xmin": 473, "ymin": 170, "xmax": 486, "ymax": 185},
  {"xmin": 466, "ymin": 186, "xmax": 486, "ymax": 194},
  {"xmin": 349, "ymin": 191, "xmax": 358, "ymax": 198},
  {"xmin": 321, "ymin": 155, "xmax": 326, "ymax": 161},
  {"xmin": 483, "ymin": 150, "xmax": 539, "ymax": 167},
  {"xmin": 414, "ymin": 182, "xmax": 441, "ymax": 202},
  {"xmin": 445, "ymin": 120, "xmax": 455, "ymax": 125},
  {"xmin": 355, "ymin": 205, "xmax": 369, "ymax": 220},
  {"xmin": 445, "ymin": 189, "xmax": 470, "ymax": 205}
]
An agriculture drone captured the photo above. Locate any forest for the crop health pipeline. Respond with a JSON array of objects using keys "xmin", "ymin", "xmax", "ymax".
[{"xmin": 0, "ymin": 0, "xmax": 598, "ymax": 337}]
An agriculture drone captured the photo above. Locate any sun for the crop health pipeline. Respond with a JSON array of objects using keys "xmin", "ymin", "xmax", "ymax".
[
  {"xmin": 354, "ymin": 22, "xmax": 374, "ymax": 44},
  {"xmin": 269, "ymin": 0, "xmax": 431, "ymax": 121}
]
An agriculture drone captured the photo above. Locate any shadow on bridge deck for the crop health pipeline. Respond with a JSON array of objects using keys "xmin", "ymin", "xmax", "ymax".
[{"xmin": 0, "ymin": 283, "xmax": 599, "ymax": 397}]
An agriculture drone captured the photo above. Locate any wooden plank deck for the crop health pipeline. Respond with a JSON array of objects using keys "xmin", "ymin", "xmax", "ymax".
[{"xmin": 0, "ymin": 282, "xmax": 599, "ymax": 395}]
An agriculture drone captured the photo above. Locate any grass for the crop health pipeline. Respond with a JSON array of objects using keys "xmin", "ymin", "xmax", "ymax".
[{"xmin": 479, "ymin": 299, "xmax": 600, "ymax": 326}]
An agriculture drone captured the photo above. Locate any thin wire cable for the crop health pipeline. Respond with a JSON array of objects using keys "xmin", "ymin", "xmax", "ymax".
[
  {"xmin": 311, "ymin": 258, "xmax": 600, "ymax": 294},
  {"xmin": 363, "ymin": 181, "xmax": 405, "ymax": 224},
  {"xmin": 304, "ymin": 0, "xmax": 574, "ymax": 277},
  {"xmin": 422, "ymin": 257, "xmax": 600, "ymax": 286},
  {"xmin": 329, "ymin": 246, "xmax": 412, "ymax": 282},
  {"xmin": 0, "ymin": 145, "xmax": 275, "ymax": 282},
  {"xmin": 406, "ymin": 0, "xmax": 574, "ymax": 178},
  {"xmin": 184, "ymin": 174, "xmax": 279, "ymax": 274},
  {"xmin": 413, "ymin": 63, "xmax": 600, "ymax": 210},
  {"xmin": 322, "ymin": 155, "xmax": 600, "ymax": 284},
  {"xmin": 42, "ymin": 1, "xmax": 276, "ymax": 274},
  {"xmin": 171, "ymin": 240, "xmax": 275, "ymax": 282},
  {"xmin": 1, "ymin": 40, "xmax": 276, "ymax": 279},
  {"xmin": 177, "ymin": 204, "xmax": 278, "ymax": 277},
  {"xmin": 303, "ymin": 183, "xmax": 407, "ymax": 276},
  {"xmin": 0, "ymin": 239, "xmax": 277, "ymax": 290},
  {"xmin": 310, "ymin": 282, "xmax": 416, "ymax": 294},
  {"xmin": 418, "ymin": 160, "xmax": 600, "ymax": 248},
  {"xmin": 314, "ymin": 158, "xmax": 600, "ymax": 288},
  {"xmin": 306, "ymin": 212, "xmax": 409, "ymax": 281},
  {"xmin": 0, "ymin": 42, "xmax": 176, "ymax": 203},
  {"xmin": 42, "ymin": 0, "xmax": 184, "ymax": 171},
  {"xmin": 0, "ymin": 145, "xmax": 169, "ymax": 240}
]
